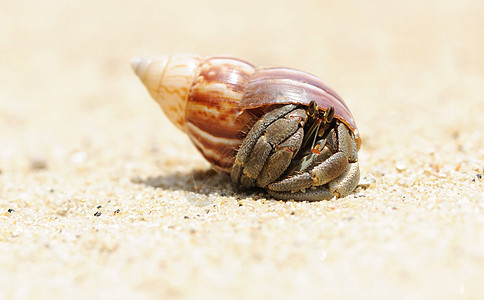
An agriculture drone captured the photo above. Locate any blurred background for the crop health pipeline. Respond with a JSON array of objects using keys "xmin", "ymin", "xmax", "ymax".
[
  {"xmin": 1, "ymin": 0, "xmax": 482, "ymax": 170},
  {"xmin": 1, "ymin": 0, "xmax": 483, "ymax": 298}
]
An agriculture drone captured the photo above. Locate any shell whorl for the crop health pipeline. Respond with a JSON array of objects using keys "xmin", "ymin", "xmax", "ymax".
[
  {"xmin": 132, "ymin": 54, "xmax": 257, "ymax": 173},
  {"xmin": 131, "ymin": 54, "xmax": 202, "ymax": 131}
]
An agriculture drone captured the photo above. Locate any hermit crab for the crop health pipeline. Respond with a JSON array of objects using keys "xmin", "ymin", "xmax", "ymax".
[{"xmin": 132, "ymin": 54, "xmax": 360, "ymax": 200}]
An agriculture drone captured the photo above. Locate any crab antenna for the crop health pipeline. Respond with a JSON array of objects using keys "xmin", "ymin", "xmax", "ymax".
[{"xmin": 310, "ymin": 120, "xmax": 321, "ymax": 150}]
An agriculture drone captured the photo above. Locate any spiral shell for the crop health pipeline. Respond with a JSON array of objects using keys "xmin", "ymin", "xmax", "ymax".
[{"xmin": 132, "ymin": 54, "xmax": 360, "ymax": 173}]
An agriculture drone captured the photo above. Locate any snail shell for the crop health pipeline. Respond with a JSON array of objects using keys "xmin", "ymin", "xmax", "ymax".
[{"xmin": 132, "ymin": 54, "xmax": 360, "ymax": 173}]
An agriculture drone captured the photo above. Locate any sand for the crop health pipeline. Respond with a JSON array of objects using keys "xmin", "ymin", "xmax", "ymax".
[{"xmin": 1, "ymin": 0, "xmax": 483, "ymax": 298}]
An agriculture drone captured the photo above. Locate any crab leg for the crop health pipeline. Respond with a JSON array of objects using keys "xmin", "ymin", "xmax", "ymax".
[
  {"xmin": 328, "ymin": 162, "xmax": 360, "ymax": 198},
  {"xmin": 231, "ymin": 105, "xmax": 307, "ymax": 189},
  {"xmin": 231, "ymin": 104, "xmax": 298, "ymax": 187},
  {"xmin": 265, "ymin": 122, "xmax": 359, "ymax": 200},
  {"xmin": 337, "ymin": 121, "xmax": 358, "ymax": 163},
  {"xmin": 311, "ymin": 152, "xmax": 348, "ymax": 185},
  {"xmin": 242, "ymin": 135, "xmax": 272, "ymax": 179},
  {"xmin": 233, "ymin": 104, "xmax": 297, "ymax": 166},
  {"xmin": 257, "ymin": 127, "xmax": 304, "ymax": 187},
  {"xmin": 267, "ymin": 172, "xmax": 313, "ymax": 192}
]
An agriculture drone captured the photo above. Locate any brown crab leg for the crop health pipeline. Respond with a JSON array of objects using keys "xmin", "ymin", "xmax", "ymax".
[
  {"xmin": 231, "ymin": 104, "xmax": 297, "ymax": 187},
  {"xmin": 232, "ymin": 105, "xmax": 307, "ymax": 189},
  {"xmin": 234, "ymin": 104, "xmax": 297, "ymax": 166},
  {"xmin": 337, "ymin": 122, "xmax": 358, "ymax": 163},
  {"xmin": 328, "ymin": 162, "xmax": 360, "ymax": 197},
  {"xmin": 267, "ymin": 172, "xmax": 313, "ymax": 192},
  {"xmin": 242, "ymin": 135, "xmax": 272, "ymax": 179},
  {"xmin": 257, "ymin": 127, "xmax": 304, "ymax": 187},
  {"xmin": 311, "ymin": 152, "xmax": 348, "ymax": 186},
  {"xmin": 266, "ymin": 122, "xmax": 360, "ymax": 200}
]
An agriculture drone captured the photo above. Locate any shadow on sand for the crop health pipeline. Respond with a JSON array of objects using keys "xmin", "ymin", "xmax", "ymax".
[{"xmin": 132, "ymin": 168, "xmax": 264, "ymax": 201}]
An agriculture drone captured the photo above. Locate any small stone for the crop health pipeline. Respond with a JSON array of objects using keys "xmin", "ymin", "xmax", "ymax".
[
  {"xmin": 186, "ymin": 193, "xmax": 212, "ymax": 207},
  {"xmin": 358, "ymin": 174, "xmax": 376, "ymax": 188},
  {"xmin": 30, "ymin": 156, "xmax": 48, "ymax": 170},
  {"xmin": 56, "ymin": 208, "xmax": 68, "ymax": 217},
  {"xmin": 131, "ymin": 176, "xmax": 143, "ymax": 184},
  {"xmin": 71, "ymin": 151, "xmax": 87, "ymax": 164},
  {"xmin": 7, "ymin": 208, "xmax": 15, "ymax": 213},
  {"xmin": 395, "ymin": 161, "xmax": 406, "ymax": 171}
]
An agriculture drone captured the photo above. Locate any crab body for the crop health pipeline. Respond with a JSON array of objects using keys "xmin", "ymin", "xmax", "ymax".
[{"xmin": 132, "ymin": 54, "xmax": 361, "ymax": 200}]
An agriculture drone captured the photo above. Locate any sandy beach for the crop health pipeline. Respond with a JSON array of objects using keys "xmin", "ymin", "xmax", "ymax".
[{"xmin": 1, "ymin": 0, "xmax": 483, "ymax": 298}]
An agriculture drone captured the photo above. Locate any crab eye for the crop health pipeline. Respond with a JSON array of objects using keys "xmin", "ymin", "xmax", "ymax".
[
  {"xmin": 324, "ymin": 107, "xmax": 335, "ymax": 124},
  {"xmin": 307, "ymin": 100, "xmax": 318, "ymax": 118}
]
